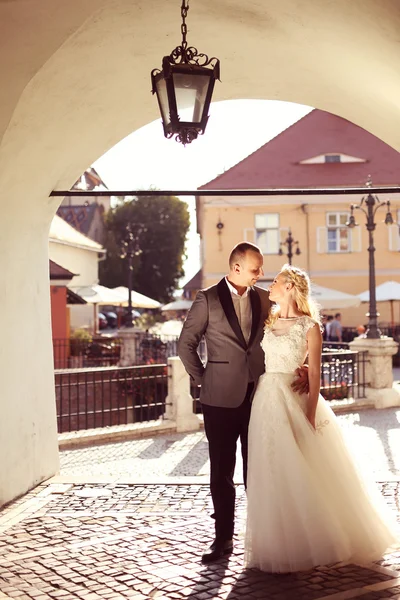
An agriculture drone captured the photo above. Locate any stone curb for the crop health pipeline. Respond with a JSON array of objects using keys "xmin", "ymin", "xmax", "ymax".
[
  {"xmin": 57, "ymin": 402, "xmax": 374, "ymax": 450},
  {"xmin": 58, "ymin": 418, "xmax": 204, "ymax": 450}
]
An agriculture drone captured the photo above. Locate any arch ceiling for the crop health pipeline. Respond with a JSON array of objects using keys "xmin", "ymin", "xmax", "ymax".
[{"xmin": 0, "ymin": 0, "xmax": 400, "ymax": 205}]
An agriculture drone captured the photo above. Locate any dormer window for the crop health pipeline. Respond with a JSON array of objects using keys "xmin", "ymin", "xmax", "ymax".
[
  {"xmin": 299, "ymin": 153, "xmax": 366, "ymax": 165},
  {"xmin": 325, "ymin": 154, "xmax": 341, "ymax": 163}
]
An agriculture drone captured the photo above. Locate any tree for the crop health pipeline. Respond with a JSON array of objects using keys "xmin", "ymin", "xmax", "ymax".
[{"xmin": 99, "ymin": 195, "xmax": 190, "ymax": 303}]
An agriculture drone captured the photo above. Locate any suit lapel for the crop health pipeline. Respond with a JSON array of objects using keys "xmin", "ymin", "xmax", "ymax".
[
  {"xmin": 217, "ymin": 279, "xmax": 247, "ymax": 349},
  {"xmin": 248, "ymin": 287, "xmax": 261, "ymax": 347}
]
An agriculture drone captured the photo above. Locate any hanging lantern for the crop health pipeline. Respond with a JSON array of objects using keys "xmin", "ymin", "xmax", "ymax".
[{"xmin": 151, "ymin": 0, "xmax": 220, "ymax": 145}]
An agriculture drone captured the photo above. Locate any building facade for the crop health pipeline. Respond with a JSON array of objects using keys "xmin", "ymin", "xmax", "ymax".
[
  {"xmin": 49, "ymin": 215, "xmax": 105, "ymax": 330},
  {"xmin": 197, "ymin": 111, "xmax": 400, "ymax": 327}
]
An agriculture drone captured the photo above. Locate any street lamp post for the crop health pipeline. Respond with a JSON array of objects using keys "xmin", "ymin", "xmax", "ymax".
[
  {"xmin": 347, "ymin": 180, "xmax": 394, "ymax": 339},
  {"xmin": 121, "ymin": 223, "xmax": 141, "ymax": 328},
  {"xmin": 279, "ymin": 228, "xmax": 301, "ymax": 265}
]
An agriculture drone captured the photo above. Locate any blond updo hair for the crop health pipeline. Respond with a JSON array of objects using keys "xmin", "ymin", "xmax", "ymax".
[{"xmin": 265, "ymin": 264, "xmax": 321, "ymax": 329}]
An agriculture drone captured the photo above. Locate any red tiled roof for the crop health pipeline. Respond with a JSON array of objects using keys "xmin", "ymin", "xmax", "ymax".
[
  {"xmin": 183, "ymin": 269, "xmax": 202, "ymax": 291},
  {"xmin": 198, "ymin": 109, "xmax": 400, "ymax": 190},
  {"xmin": 49, "ymin": 260, "xmax": 76, "ymax": 280}
]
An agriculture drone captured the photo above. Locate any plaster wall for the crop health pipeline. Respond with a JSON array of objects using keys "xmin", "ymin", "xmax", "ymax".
[{"xmin": 48, "ymin": 243, "xmax": 100, "ymax": 288}]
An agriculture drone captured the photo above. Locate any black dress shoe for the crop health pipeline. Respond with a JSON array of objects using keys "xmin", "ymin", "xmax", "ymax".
[{"xmin": 202, "ymin": 538, "xmax": 233, "ymax": 563}]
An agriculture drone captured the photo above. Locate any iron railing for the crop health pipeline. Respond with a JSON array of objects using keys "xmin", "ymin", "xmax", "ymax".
[
  {"xmin": 53, "ymin": 332, "xmax": 206, "ymax": 369},
  {"xmin": 55, "ymin": 364, "xmax": 168, "ymax": 433},
  {"xmin": 321, "ymin": 346, "xmax": 367, "ymax": 401},
  {"xmin": 129, "ymin": 334, "xmax": 207, "ymax": 365},
  {"xmin": 192, "ymin": 347, "xmax": 367, "ymax": 411},
  {"xmin": 53, "ymin": 337, "xmax": 121, "ymax": 369},
  {"xmin": 55, "ymin": 347, "xmax": 368, "ymax": 434},
  {"xmin": 325, "ymin": 325, "xmax": 400, "ymax": 365}
]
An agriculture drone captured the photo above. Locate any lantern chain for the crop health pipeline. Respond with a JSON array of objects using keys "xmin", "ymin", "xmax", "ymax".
[{"xmin": 181, "ymin": 0, "xmax": 189, "ymax": 47}]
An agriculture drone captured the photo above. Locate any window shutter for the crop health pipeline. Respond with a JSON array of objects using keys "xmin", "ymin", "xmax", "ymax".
[
  {"xmin": 388, "ymin": 224, "xmax": 400, "ymax": 251},
  {"xmin": 350, "ymin": 226, "xmax": 362, "ymax": 252},
  {"xmin": 244, "ymin": 228, "xmax": 255, "ymax": 243},
  {"xmin": 316, "ymin": 226, "xmax": 327, "ymax": 253}
]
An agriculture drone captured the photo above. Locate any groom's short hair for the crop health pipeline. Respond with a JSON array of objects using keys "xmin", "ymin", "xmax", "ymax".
[{"xmin": 229, "ymin": 242, "xmax": 262, "ymax": 267}]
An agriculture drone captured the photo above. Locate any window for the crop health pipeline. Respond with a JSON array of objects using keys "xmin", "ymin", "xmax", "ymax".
[
  {"xmin": 325, "ymin": 154, "xmax": 341, "ymax": 163},
  {"xmin": 326, "ymin": 212, "xmax": 350, "ymax": 253},
  {"xmin": 255, "ymin": 213, "xmax": 279, "ymax": 254}
]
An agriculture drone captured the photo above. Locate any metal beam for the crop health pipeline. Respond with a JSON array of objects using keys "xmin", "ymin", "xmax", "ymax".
[{"xmin": 50, "ymin": 186, "xmax": 400, "ymax": 198}]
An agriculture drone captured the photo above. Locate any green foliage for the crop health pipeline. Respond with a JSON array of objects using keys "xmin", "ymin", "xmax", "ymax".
[
  {"xmin": 134, "ymin": 312, "xmax": 164, "ymax": 331},
  {"xmin": 70, "ymin": 328, "xmax": 93, "ymax": 356},
  {"xmin": 70, "ymin": 328, "xmax": 93, "ymax": 342},
  {"xmin": 99, "ymin": 195, "xmax": 190, "ymax": 303}
]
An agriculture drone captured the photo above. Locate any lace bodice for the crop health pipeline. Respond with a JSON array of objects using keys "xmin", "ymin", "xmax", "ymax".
[{"xmin": 261, "ymin": 315, "xmax": 317, "ymax": 373}]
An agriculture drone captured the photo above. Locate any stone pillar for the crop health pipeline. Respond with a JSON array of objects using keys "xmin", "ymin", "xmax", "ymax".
[
  {"xmin": 349, "ymin": 336, "xmax": 400, "ymax": 409},
  {"xmin": 166, "ymin": 357, "xmax": 200, "ymax": 432},
  {"xmin": 0, "ymin": 212, "xmax": 59, "ymax": 507},
  {"xmin": 118, "ymin": 329, "xmax": 140, "ymax": 366}
]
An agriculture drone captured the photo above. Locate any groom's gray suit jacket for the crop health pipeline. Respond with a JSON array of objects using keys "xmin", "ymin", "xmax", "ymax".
[{"xmin": 177, "ymin": 278, "xmax": 272, "ymax": 408}]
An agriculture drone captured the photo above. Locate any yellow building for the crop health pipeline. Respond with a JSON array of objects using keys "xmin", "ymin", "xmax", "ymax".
[{"xmin": 197, "ymin": 110, "xmax": 400, "ymax": 328}]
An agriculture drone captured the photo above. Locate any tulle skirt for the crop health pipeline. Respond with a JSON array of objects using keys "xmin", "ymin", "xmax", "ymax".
[{"xmin": 244, "ymin": 372, "xmax": 398, "ymax": 573}]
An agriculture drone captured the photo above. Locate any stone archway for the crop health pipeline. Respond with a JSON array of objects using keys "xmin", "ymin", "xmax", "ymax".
[{"xmin": 1, "ymin": 0, "xmax": 400, "ymax": 506}]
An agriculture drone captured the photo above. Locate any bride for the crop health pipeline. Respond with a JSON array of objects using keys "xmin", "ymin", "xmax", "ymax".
[{"xmin": 244, "ymin": 264, "xmax": 397, "ymax": 573}]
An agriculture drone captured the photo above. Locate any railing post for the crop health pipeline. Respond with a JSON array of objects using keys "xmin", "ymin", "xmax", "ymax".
[
  {"xmin": 166, "ymin": 357, "xmax": 200, "ymax": 432},
  {"xmin": 349, "ymin": 337, "xmax": 400, "ymax": 408},
  {"xmin": 119, "ymin": 330, "xmax": 140, "ymax": 366}
]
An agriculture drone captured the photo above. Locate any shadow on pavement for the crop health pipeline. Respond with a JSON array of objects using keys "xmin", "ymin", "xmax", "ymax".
[
  {"xmin": 225, "ymin": 568, "xmax": 326, "ymax": 600},
  {"xmin": 185, "ymin": 559, "xmax": 229, "ymax": 599},
  {"xmin": 169, "ymin": 439, "xmax": 209, "ymax": 476},
  {"xmin": 137, "ymin": 437, "xmax": 177, "ymax": 459}
]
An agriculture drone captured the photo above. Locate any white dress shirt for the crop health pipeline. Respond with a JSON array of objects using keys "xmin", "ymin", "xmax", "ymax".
[{"xmin": 225, "ymin": 277, "xmax": 252, "ymax": 343}]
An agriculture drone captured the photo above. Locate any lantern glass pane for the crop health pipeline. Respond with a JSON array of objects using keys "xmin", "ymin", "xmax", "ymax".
[
  {"xmin": 155, "ymin": 76, "xmax": 171, "ymax": 125},
  {"xmin": 172, "ymin": 72, "xmax": 210, "ymax": 123}
]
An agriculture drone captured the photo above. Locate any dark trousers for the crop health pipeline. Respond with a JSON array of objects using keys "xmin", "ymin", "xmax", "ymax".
[{"xmin": 202, "ymin": 383, "xmax": 254, "ymax": 541}]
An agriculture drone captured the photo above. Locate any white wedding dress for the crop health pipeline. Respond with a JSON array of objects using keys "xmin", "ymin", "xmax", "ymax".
[{"xmin": 244, "ymin": 315, "xmax": 397, "ymax": 573}]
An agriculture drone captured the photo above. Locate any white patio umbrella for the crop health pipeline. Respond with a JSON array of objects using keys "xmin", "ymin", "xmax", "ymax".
[
  {"xmin": 358, "ymin": 281, "xmax": 400, "ymax": 326},
  {"xmin": 72, "ymin": 284, "xmax": 126, "ymax": 305},
  {"xmin": 161, "ymin": 298, "xmax": 193, "ymax": 312},
  {"xmin": 310, "ymin": 284, "xmax": 361, "ymax": 310},
  {"xmin": 71, "ymin": 285, "xmax": 129, "ymax": 334},
  {"xmin": 112, "ymin": 286, "xmax": 161, "ymax": 309}
]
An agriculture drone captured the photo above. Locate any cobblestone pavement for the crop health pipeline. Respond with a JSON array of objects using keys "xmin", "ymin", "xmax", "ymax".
[
  {"xmin": 2, "ymin": 403, "xmax": 400, "ymax": 599},
  {"xmin": 1, "ymin": 481, "xmax": 400, "ymax": 599},
  {"xmin": 59, "ymin": 408, "xmax": 400, "ymax": 482}
]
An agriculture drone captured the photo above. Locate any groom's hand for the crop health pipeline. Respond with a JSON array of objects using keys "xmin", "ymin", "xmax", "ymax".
[{"xmin": 292, "ymin": 364, "xmax": 309, "ymax": 394}]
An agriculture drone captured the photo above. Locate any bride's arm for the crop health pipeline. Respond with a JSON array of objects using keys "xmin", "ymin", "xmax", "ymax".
[{"xmin": 306, "ymin": 324, "xmax": 323, "ymax": 429}]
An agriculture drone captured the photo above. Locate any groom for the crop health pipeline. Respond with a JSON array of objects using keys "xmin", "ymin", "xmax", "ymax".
[
  {"xmin": 179, "ymin": 243, "xmax": 309, "ymax": 562},
  {"xmin": 179, "ymin": 242, "xmax": 300, "ymax": 562}
]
